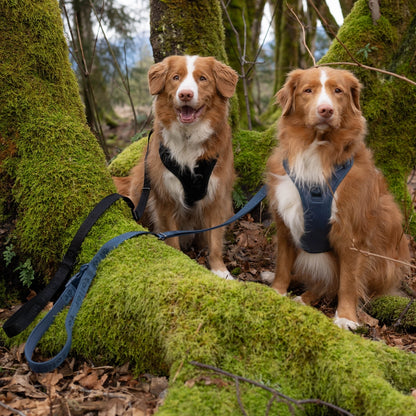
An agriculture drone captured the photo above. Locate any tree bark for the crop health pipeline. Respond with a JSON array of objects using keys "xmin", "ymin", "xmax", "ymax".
[
  {"xmin": 1, "ymin": 1, "xmax": 416, "ymax": 415},
  {"xmin": 320, "ymin": 0, "xmax": 416, "ymax": 227}
]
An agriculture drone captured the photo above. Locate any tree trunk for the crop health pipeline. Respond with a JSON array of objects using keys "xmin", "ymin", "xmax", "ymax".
[
  {"xmin": 149, "ymin": 0, "xmax": 239, "ymax": 131},
  {"xmin": 149, "ymin": 0, "xmax": 227, "ymax": 63},
  {"xmin": 320, "ymin": 0, "xmax": 416, "ymax": 231},
  {"xmin": 2, "ymin": 1, "xmax": 416, "ymax": 415}
]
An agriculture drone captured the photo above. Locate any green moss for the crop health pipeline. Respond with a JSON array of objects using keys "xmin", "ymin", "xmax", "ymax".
[
  {"xmin": 108, "ymin": 136, "xmax": 149, "ymax": 177},
  {"xmin": 4, "ymin": 237, "xmax": 416, "ymax": 414},
  {"xmin": 233, "ymin": 125, "xmax": 276, "ymax": 194},
  {"xmin": 0, "ymin": 0, "xmax": 122, "ymax": 279},
  {"xmin": 154, "ymin": 0, "xmax": 226, "ymax": 61},
  {"xmin": 3, "ymin": 2, "xmax": 416, "ymax": 415},
  {"xmin": 320, "ymin": 0, "xmax": 416, "ymax": 235},
  {"xmin": 367, "ymin": 296, "xmax": 416, "ymax": 331}
]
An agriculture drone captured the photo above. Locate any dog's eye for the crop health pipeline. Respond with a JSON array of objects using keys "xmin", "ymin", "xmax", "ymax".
[
  {"xmin": 200, "ymin": 75, "xmax": 207, "ymax": 81},
  {"xmin": 304, "ymin": 88, "xmax": 312, "ymax": 93},
  {"xmin": 173, "ymin": 75, "xmax": 180, "ymax": 81},
  {"xmin": 335, "ymin": 88, "xmax": 343, "ymax": 94}
]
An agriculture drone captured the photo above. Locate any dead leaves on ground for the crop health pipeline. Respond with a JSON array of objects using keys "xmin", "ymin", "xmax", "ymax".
[{"xmin": 0, "ymin": 345, "xmax": 167, "ymax": 416}]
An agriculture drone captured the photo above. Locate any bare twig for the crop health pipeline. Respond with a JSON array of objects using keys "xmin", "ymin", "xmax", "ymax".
[
  {"xmin": 305, "ymin": 0, "xmax": 416, "ymax": 87},
  {"xmin": 0, "ymin": 401, "xmax": 28, "ymax": 416},
  {"xmin": 219, "ymin": 0, "xmax": 252, "ymax": 130},
  {"xmin": 190, "ymin": 361, "xmax": 355, "ymax": 416},
  {"xmin": 288, "ymin": 3, "xmax": 316, "ymax": 66},
  {"xmin": 393, "ymin": 298, "xmax": 415, "ymax": 328},
  {"xmin": 350, "ymin": 245, "xmax": 416, "ymax": 270},
  {"xmin": 317, "ymin": 61, "xmax": 416, "ymax": 87},
  {"xmin": 89, "ymin": 1, "xmax": 139, "ymax": 134},
  {"xmin": 307, "ymin": 0, "xmax": 360, "ymax": 65}
]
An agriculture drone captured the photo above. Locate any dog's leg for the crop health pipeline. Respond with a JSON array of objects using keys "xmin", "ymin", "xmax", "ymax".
[
  {"xmin": 271, "ymin": 230, "xmax": 296, "ymax": 295},
  {"xmin": 334, "ymin": 254, "xmax": 361, "ymax": 330},
  {"xmin": 207, "ymin": 227, "xmax": 234, "ymax": 280},
  {"xmin": 155, "ymin": 212, "xmax": 181, "ymax": 251}
]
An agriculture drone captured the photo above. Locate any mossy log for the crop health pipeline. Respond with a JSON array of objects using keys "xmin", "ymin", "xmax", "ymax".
[
  {"xmin": 2, "ymin": 1, "xmax": 416, "ymax": 415},
  {"xmin": 367, "ymin": 296, "xmax": 416, "ymax": 331}
]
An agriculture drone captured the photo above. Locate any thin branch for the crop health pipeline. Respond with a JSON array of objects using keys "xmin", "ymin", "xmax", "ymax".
[
  {"xmin": 393, "ymin": 298, "xmax": 415, "ymax": 328},
  {"xmin": 219, "ymin": 0, "xmax": 252, "ymax": 130},
  {"xmin": 89, "ymin": 0, "xmax": 139, "ymax": 134},
  {"xmin": 307, "ymin": 0, "xmax": 360, "ymax": 65},
  {"xmin": 350, "ymin": 245, "xmax": 416, "ymax": 270},
  {"xmin": 316, "ymin": 61, "xmax": 416, "ymax": 87},
  {"xmin": 287, "ymin": 3, "xmax": 316, "ymax": 66},
  {"xmin": 0, "ymin": 401, "xmax": 28, "ymax": 416},
  {"xmin": 190, "ymin": 361, "xmax": 355, "ymax": 416}
]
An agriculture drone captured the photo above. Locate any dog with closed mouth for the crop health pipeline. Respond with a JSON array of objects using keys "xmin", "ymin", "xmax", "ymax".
[
  {"xmin": 113, "ymin": 55, "xmax": 238, "ymax": 280},
  {"xmin": 265, "ymin": 67, "xmax": 410, "ymax": 329}
]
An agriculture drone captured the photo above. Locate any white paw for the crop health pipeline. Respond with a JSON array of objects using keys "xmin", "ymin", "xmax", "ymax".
[
  {"xmin": 272, "ymin": 288, "xmax": 287, "ymax": 296},
  {"xmin": 212, "ymin": 269, "xmax": 235, "ymax": 280},
  {"xmin": 260, "ymin": 271, "xmax": 275, "ymax": 284},
  {"xmin": 293, "ymin": 296, "xmax": 306, "ymax": 305},
  {"xmin": 333, "ymin": 312, "xmax": 359, "ymax": 330}
]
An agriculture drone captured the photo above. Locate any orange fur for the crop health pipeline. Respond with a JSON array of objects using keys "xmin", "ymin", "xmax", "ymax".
[
  {"xmin": 266, "ymin": 67, "xmax": 410, "ymax": 329},
  {"xmin": 113, "ymin": 55, "xmax": 238, "ymax": 278}
]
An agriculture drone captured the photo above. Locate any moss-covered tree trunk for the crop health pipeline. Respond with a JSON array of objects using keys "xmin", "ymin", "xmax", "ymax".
[
  {"xmin": 149, "ymin": 0, "xmax": 239, "ymax": 131},
  {"xmin": 320, "ymin": 0, "xmax": 416, "ymax": 232},
  {"xmin": 2, "ymin": 1, "xmax": 416, "ymax": 415}
]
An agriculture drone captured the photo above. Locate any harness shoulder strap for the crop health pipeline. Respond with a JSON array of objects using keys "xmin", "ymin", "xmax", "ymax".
[{"xmin": 283, "ymin": 159, "xmax": 353, "ymax": 253}]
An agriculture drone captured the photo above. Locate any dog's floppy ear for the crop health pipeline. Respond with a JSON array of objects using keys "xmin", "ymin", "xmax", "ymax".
[
  {"xmin": 148, "ymin": 60, "xmax": 168, "ymax": 95},
  {"xmin": 212, "ymin": 60, "xmax": 239, "ymax": 98},
  {"xmin": 276, "ymin": 69, "xmax": 303, "ymax": 116},
  {"xmin": 347, "ymin": 72, "xmax": 362, "ymax": 114}
]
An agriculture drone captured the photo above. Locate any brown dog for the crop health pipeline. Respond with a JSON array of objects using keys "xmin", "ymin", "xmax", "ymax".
[
  {"xmin": 266, "ymin": 67, "xmax": 410, "ymax": 329},
  {"xmin": 113, "ymin": 55, "xmax": 238, "ymax": 279}
]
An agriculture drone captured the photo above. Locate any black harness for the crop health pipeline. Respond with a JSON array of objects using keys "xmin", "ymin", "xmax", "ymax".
[
  {"xmin": 159, "ymin": 143, "xmax": 217, "ymax": 207},
  {"xmin": 283, "ymin": 158, "xmax": 354, "ymax": 253}
]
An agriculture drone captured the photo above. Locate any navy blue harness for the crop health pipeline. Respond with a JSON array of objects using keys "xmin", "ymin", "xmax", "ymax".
[{"xmin": 283, "ymin": 158, "xmax": 353, "ymax": 253}]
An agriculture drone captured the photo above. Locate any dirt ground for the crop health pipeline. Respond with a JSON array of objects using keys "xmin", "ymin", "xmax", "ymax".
[{"xmin": 1, "ymin": 122, "xmax": 415, "ymax": 416}]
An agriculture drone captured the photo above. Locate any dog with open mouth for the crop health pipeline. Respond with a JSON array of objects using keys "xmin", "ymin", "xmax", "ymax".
[{"xmin": 113, "ymin": 55, "xmax": 238, "ymax": 279}]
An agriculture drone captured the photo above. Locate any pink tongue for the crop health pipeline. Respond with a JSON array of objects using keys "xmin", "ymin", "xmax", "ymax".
[{"xmin": 180, "ymin": 106, "xmax": 196, "ymax": 123}]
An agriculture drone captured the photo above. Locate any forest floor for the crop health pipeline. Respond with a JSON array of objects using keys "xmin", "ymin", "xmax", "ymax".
[{"xmin": 1, "ymin": 122, "xmax": 415, "ymax": 416}]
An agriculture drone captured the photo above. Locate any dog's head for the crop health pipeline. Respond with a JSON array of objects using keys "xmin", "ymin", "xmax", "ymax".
[
  {"xmin": 276, "ymin": 67, "xmax": 363, "ymax": 132},
  {"xmin": 148, "ymin": 55, "xmax": 238, "ymax": 125}
]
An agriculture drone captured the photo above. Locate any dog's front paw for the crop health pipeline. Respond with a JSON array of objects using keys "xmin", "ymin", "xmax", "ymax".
[
  {"xmin": 333, "ymin": 312, "xmax": 359, "ymax": 330},
  {"xmin": 212, "ymin": 269, "xmax": 235, "ymax": 280},
  {"xmin": 260, "ymin": 271, "xmax": 275, "ymax": 284}
]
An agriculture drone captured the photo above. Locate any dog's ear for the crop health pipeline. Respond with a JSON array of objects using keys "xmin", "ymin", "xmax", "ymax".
[
  {"xmin": 348, "ymin": 73, "xmax": 362, "ymax": 114},
  {"xmin": 212, "ymin": 60, "xmax": 239, "ymax": 98},
  {"xmin": 276, "ymin": 69, "xmax": 303, "ymax": 116},
  {"xmin": 148, "ymin": 61, "xmax": 168, "ymax": 95}
]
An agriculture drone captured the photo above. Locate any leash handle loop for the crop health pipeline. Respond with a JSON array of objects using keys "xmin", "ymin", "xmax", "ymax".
[
  {"xmin": 3, "ymin": 193, "xmax": 137, "ymax": 338},
  {"xmin": 24, "ymin": 232, "xmax": 143, "ymax": 373}
]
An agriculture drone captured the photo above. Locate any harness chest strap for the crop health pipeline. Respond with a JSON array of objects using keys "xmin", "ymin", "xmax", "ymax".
[
  {"xmin": 159, "ymin": 143, "xmax": 218, "ymax": 207},
  {"xmin": 283, "ymin": 158, "xmax": 354, "ymax": 254}
]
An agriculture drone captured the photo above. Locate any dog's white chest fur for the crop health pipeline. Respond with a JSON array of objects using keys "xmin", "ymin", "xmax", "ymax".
[
  {"xmin": 274, "ymin": 142, "xmax": 338, "ymax": 282},
  {"xmin": 160, "ymin": 120, "xmax": 217, "ymax": 206}
]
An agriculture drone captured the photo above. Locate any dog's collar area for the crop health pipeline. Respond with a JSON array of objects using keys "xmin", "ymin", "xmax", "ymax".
[
  {"xmin": 283, "ymin": 158, "xmax": 354, "ymax": 253},
  {"xmin": 159, "ymin": 143, "xmax": 217, "ymax": 207}
]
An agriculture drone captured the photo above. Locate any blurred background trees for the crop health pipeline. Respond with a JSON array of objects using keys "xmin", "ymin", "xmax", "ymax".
[{"xmin": 58, "ymin": 0, "xmax": 351, "ymax": 154}]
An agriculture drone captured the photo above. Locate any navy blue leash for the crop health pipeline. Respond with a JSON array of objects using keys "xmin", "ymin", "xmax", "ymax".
[{"xmin": 24, "ymin": 185, "xmax": 267, "ymax": 373}]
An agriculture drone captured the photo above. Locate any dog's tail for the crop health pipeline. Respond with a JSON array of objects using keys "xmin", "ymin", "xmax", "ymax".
[{"xmin": 112, "ymin": 176, "xmax": 131, "ymax": 197}]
